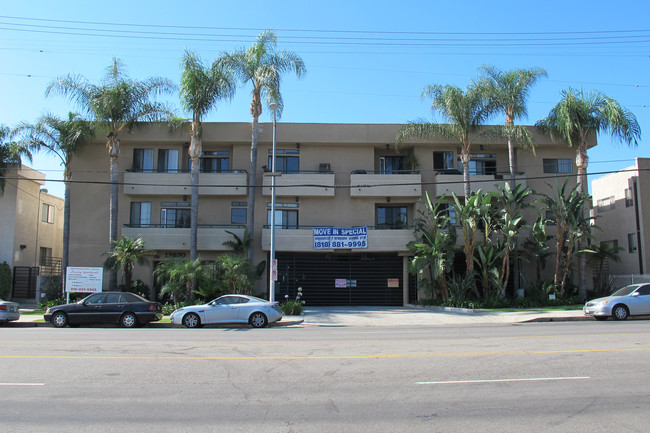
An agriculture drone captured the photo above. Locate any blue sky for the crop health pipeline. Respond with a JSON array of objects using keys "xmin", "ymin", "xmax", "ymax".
[{"xmin": 1, "ymin": 0, "xmax": 648, "ymax": 197}]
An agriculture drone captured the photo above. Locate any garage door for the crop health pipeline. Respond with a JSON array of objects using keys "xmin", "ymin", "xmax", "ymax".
[{"xmin": 274, "ymin": 252, "xmax": 408, "ymax": 306}]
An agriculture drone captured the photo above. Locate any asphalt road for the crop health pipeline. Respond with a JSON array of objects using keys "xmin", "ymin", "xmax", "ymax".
[{"xmin": 2, "ymin": 321, "xmax": 649, "ymax": 432}]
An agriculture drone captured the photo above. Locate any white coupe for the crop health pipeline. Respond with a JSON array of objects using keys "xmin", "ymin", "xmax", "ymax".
[{"xmin": 170, "ymin": 294, "xmax": 283, "ymax": 328}]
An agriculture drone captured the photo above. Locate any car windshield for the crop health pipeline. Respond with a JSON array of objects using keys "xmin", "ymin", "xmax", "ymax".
[{"xmin": 610, "ymin": 285, "xmax": 639, "ymax": 297}]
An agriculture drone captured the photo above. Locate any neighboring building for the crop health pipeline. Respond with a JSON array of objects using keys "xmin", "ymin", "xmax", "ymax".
[
  {"xmin": 591, "ymin": 158, "xmax": 650, "ymax": 276},
  {"xmin": 0, "ymin": 166, "xmax": 64, "ymax": 300},
  {"xmin": 67, "ymin": 122, "xmax": 587, "ymax": 305}
]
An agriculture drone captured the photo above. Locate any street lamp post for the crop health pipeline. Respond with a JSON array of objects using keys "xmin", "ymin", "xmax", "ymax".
[
  {"xmin": 269, "ymin": 103, "xmax": 279, "ymax": 302},
  {"xmin": 34, "ymin": 188, "xmax": 48, "ymax": 268}
]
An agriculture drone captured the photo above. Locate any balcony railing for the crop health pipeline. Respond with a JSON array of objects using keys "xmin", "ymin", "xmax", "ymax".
[
  {"xmin": 261, "ymin": 225, "xmax": 413, "ymax": 252},
  {"xmin": 122, "ymin": 224, "xmax": 245, "ymax": 251},
  {"xmin": 123, "ymin": 170, "xmax": 248, "ymax": 196},
  {"xmin": 262, "ymin": 170, "xmax": 336, "ymax": 197},
  {"xmin": 433, "ymin": 171, "xmax": 526, "ymax": 196},
  {"xmin": 350, "ymin": 170, "xmax": 421, "ymax": 198}
]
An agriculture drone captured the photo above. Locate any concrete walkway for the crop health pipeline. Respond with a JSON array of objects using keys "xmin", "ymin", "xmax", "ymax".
[{"xmin": 9, "ymin": 305, "xmax": 588, "ymax": 327}]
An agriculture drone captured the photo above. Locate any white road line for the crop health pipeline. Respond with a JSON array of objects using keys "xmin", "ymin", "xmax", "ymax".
[
  {"xmin": 0, "ymin": 383, "xmax": 46, "ymax": 386},
  {"xmin": 417, "ymin": 376, "xmax": 590, "ymax": 385}
]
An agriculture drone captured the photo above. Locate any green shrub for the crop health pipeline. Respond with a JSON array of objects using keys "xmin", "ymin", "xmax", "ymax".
[{"xmin": 281, "ymin": 300, "xmax": 304, "ymax": 316}]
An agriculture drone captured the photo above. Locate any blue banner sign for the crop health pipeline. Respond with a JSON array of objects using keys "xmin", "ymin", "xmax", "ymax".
[{"xmin": 313, "ymin": 226, "xmax": 368, "ymax": 249}]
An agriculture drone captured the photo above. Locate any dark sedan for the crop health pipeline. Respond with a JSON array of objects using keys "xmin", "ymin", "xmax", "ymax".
[{"xmin": 44, "ymin": 291, "xmax": 163, "ymax": 328}]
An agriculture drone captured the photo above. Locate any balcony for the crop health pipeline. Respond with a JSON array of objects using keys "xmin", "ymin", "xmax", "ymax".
[
  {"xmin": 261, "ymin": 225, "xmax": 413, "ymax": 252},
  {"xmin": 350, "ymin": 171, "xmax": 422, "ymax": 198},
  {"xmin": 262, "ymin": 171, "xmax": 336, "ymax": 197},
  {"xmin": 433, "ymin": 171, "xmax": 526, "ymax": 197},
  {"xmin": 123, "ymin": 171, "xmax": 247, "ymax": 196},
  {"xmin": 122, "ymin": 225, "xmax": 245, "ymax": 251}
]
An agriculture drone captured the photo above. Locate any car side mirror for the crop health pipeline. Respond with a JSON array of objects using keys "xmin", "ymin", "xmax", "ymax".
[{"xmin": 631, "ymin": 292, "xmax": 640, "ymax": 297}]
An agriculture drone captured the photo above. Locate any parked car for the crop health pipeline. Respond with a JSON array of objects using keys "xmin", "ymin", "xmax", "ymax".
[
  {"xmin": 0, "ymin": 299, "xmax": 20, "ymax": 324},
  {"xmin": 584, "ymin": 284, "xmax": 650, "ymax": 320},
  {"xmin": 44, "ymin": 291, "xmax": 163, "ymax": 328},
  {"xmin": 170, "ymin": 294, "xmax": 282, "ymax": 328}
]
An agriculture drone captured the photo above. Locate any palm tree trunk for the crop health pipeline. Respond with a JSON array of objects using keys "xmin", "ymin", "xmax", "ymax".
[
  {"xmin": 247, "ymin": 111, "xmax": 260, "ymax": 265},
  {"xmin": 189, "ymin": 121, "xmax": 201, "ymax": 303},
  {"xmin": 576, "ymin": 146, "xmax": 589, "ymax": 302},
  {"xmin": 461, "ymin": 145, "xmax": 471, "ymax": 200},
  {"xmin": 62, "ymin": 170, "xmax": 71, "ymax": 298},
  {"xmin": 108, "ymin": 136, "xmax": 120, "ymax": 291}
]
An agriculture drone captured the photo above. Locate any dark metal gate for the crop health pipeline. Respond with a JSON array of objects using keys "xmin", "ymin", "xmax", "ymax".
[
  {"xmin": 274, "ymin": 252, "xmax": 405, "ymax": 306},
  {"xmin": 12, "ymin": 266, "xmax": 38, "ymax": 299}
]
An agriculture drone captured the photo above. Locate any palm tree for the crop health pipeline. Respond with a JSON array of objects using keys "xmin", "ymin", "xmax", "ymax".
[
  {"xmin": 396, "ymin": 82, "xmax": 495, "ymax": 199},
  {"xmin": 1, "ymin": 125, "xmax": 32, "ymax": 195},
  {"xmin": 103, "ymin": 236, "xmax": 149, "ymax": 291},
  {"xmin": 494, "ymin": 183, "xmax": 533, "ymax": 296},
  {"xmin": 46, "ymin": 58, "xmax": 176, "ymax": 290},
  {"xmin": 479, "ymin": 65, "xmax": 547, "ymax": 187},
  {"xmin": 219, "ymin": 30, "xmax": 306, "ymax": 263},
  {"xmin": 14, "ymin": 113, "xmax": 95, "ymax": 283},
  {"xmin": 538, "ymin": 88, "xmax": 641, "ymax": 301},
  {"xmin": 585, "ymin": 242, "xmax": 623, "ymax": 297},
  {"xmin": 408, "ymin": 192, "xmax": 457, "ymax": 300},
  {"xmin": 180, "ymin": 50, "xmax": 236, "ymax": 264},
  {"xmin": 539, "ymin": 179, "xmax": 590, "ymax": 297},
  {"xmin": 154, "ymin": 258, "xmax": 204, "ymax": 305}
]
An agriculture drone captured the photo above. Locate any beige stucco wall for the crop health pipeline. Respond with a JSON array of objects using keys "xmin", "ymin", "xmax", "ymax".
[{"xmin": 67, "ymin": 122, "xmax": 584, "ymax": 295}]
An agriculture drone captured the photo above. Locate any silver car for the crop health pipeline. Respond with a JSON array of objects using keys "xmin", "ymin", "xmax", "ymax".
[
  {"xmin": 170, "ymin": 294, "xmax": 283, "ymax": 328},
  {"xmin": 584, "ymin": 284, "xmax": 650, "ymax": 320},
  {"xmin": 0, "ymin": 299, "xmax": 20, "ymax": 324}
]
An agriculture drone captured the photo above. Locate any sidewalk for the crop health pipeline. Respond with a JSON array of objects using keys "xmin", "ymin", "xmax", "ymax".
[{"xmin": 9, "ymin": 305, "xmax": 587, "ymax": 327}]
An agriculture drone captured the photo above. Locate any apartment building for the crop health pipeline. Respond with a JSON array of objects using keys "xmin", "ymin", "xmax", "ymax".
[
  {"xmin": 0, "ymin": 166, "xmax": 64, "ymax": 299},
  {"xmin": 67, "ymin": 122, "xmax": 585, "ymax": 305},
  {"xmin": 591, "ymin": 158, "xmax": 650, "ymax": 275}
]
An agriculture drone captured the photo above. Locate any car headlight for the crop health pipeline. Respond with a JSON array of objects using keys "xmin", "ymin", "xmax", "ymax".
[{"xmin": 46, "ymin": 308, "xmax": 50, "ymax": 313}]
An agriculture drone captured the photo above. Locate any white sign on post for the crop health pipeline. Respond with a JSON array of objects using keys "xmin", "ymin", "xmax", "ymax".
[{"xmin": 65, "ymin": 267, "xmax": 103, "ymax": 293}]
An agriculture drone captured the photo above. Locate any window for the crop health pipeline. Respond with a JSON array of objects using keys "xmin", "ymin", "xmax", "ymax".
[
  {"xmin": 597, "ymin": 196, "xmax": 615, "ymax": 212},
  {"xmin": 545, "ymin": 210, "xmax": 556, "ymax": 226},
  {"xmin": 200, "ymin": 151, "xmax": 230, "ymax": 173},
  {"xmin": 625, "ymin": 188, "xmax": 634, "ymax": 207},
  {"xmin": 133, "ymin": 148, "xmax": 154, "ymax": 173},
  {"xmin": 433, "ymin": 151, "xmax": 455, "ymax": 171},
  {"xmin": 231, "ymin": 202, "xmax": 247, "ymax": 225},
  {"xmin": 380, "ymin": 156, "xmax": 405, "ymax": 174},
  {"xmin": 269, "ymin": 149, "xmax": 299, "ymax": 174},
  {"xmin": 377, "ymin": 206, "xmax": 407, "ymax": 229},
  {"xmin": 161, "ymin": 202, "xmax": 191, "ymax": 228},
  {"xmin": 157, "ymin": 149, "xmax": 179, "ymax": 173},
  {"xmin": 628, "ymin": 233, "xmax": 638, "ymax": 253},
  {"xmin": 267, "ymin": 203, "xmax": 298, "ymax": 229},
  {"xmin": 459, "ymin": 153, "xmax": 496, "ymax": 175},
  {"xmin": 41, "ymin": 203, "xmax": 55, "ymax": 223},
  {"xmin": 105, "ymin": 293, "xmax": 126, "ymax": 303},
  {"xmin": 543, "ymin": 158, "xmax": 572, "ymax": 174},
  {"xmin": 130, "ymin": 202, "xmax": 151, "ymax": 227},
  {"xmin": 39, "ymin": 247, "xmax": 52, "ymax": 266}
]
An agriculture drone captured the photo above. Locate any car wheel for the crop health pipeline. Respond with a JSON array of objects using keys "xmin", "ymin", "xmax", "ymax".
[
  {"xmin": 249, "ymin": 312, "xmax": 268, "ymax": 328},
  {"xmin": 51, "ymin": 312, "xmax": 68, "ymax": 328},
  {"xmin": 120, "ymin": 312, "xmax": 138, "ymax": 328},
  {"xmin": 612, "ymin": 304, "xmax": 629, "ymax": 320},
  {"xmin": 594, "ymin": 316, "xmax": 608, "ymax": 321},
  {"xmin": 183, "ymin": 313, "xmax": 201, "ymax": 328}
]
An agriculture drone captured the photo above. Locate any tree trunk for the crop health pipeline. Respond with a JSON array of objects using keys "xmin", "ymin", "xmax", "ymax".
[
  {"xmin": 247, "ymin": 109, "xmax": 260, "ymax": 265},
  {"xmin": 460, "ymin": 145, "xmax": 471, "ymax": 200},
  {"xmin": 108, "ymin": 135, "xmax": 120, "ymax": 291},
  {"xmin": 62, "ymin": 169, "xmax": 71, "ymax": 297},
  {"xmin": 576, "ymin": 145, "xmax": 589, "ymax": 302},
  {"xmin": 189, "ymin": 121, "xmax": 201, "ymax": 303}
]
